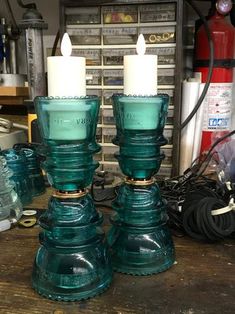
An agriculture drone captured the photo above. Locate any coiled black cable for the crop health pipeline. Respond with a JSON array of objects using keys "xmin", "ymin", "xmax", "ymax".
[{"xmin": 182, "ymin": 187, "xmax": 235, "ymax": 242}]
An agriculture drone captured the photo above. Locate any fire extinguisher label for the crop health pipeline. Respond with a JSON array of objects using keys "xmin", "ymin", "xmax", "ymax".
[{"xmin": 202, "ymin": 83, "xmax": 233, "ymax": 131}]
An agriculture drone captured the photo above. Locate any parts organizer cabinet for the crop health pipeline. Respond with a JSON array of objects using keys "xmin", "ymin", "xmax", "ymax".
[{"xmin": 59, "ymin": 0, "xmax": 184, "ymax": 177}]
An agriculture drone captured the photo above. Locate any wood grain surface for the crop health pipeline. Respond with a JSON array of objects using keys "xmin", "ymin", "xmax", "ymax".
[
  {"xmin": 0, "ymin": 87, "xmax": 29, "ymax": 97},
  {"xmin": 0, "ymin": 193, "xmax": 234, "ymax": 314}
]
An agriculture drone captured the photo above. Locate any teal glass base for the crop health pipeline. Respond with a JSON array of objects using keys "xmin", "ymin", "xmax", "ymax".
[
  {"xmin": 32, "ymin": 242, "xmax": 112, "ymax": 301},
  {"xmin": 107, "ymin": 182, "xmax": 175, "ymax": 275},
  {"xmin": 32, "ymin": 192, "xmax": 112, "ymax": 301},
  {"xmin": 108, "ymin": 221, "xmax": 174, "ymax": 275}
]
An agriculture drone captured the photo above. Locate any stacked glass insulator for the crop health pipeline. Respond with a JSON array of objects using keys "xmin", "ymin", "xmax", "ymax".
[
  {"xmin": 108, "ymin": 94, "xmax": 175, "ymax": 275},
  {"xmin": 31, "ymin": 96, "xmax": 112, "ymax": 301},
  {"xmin": 1, "ymin": 149, "xmax": 32, "ymax": 205},
  {"xmin": 0, "ymin": 156, "xmax": 23, "ymax": 222},
  {"xmin": 13, "ymin": 144, "xmax": 46, "ymax": 197}
]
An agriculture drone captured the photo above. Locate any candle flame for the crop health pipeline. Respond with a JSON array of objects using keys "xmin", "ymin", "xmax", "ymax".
[
  {"xmin": 61, "ymin": 33, "xmax": 72, "ymax": 57},
  {"xmin": 136, "ymin": 34, "xmax": 146, "ymax": 55}
]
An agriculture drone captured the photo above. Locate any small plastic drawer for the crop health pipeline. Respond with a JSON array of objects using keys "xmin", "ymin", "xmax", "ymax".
[
  {"xmin": 103, "ymin": 89, "xmax": 123, "ymax": 106},
  {"xmin": 103, "ymin": 5, "xmax": 138, "ymax": 24},
  {"xmin": 161, "ymin": 148, "xmax": 173, "ymax": 165},
  {"xmin": 158, "ymin": 69, "xmax": 175, "ymax": 85},
  {"xmin": 102, "ymin": 109, "xmax": 115, "ymax": 125},
  {"xmin": 163, "ymin": 128, "xmax": 173, "ymax": 145},
  {"xmin": 103, "ymin": 48, "xmax": 135, "ymax": 65},
  {"xmin": 65, "ymin": 7, "xmax": 101, "ymax": 24},
  {"xmin": 103, "ymin": 69, "xmax": 123, "ymax": 86},
  {"xmin": 140, "ymin": 26, "xmax": 176, "ymax": 44},
  {"xmin": 146, "ymin": 47, "xmax": 175, "ymax": 65},
  {"xmin": 94, "ymin": 151, "xmax": 102, "ymax": 161},
  {"xmin": 166, "ymin": 107, "xmax": 174, "ymax": 125},
  {"xmin": 86, "ymin": 89, "xmax": 102, "ymax": 98},
  {"xmin": 72, "ymin": 49, "xmax": 101, "ymax": 66},
  {"xmin": 103, "ymin": 163, "xmax": 121, "ymax": 174},
  {"xmin": 86, "ymin": 69, "xmax": 102, "ymax": 85},
  {"xmin": 96, "ymin": 127, "xmax": 102, "ymax": 143},
  {"xmin": 139, "ymin": 3, "xmax": 176, "ymax": 23},
  {"xmin": 158, "ymin": 89, "xmax": 174, "ymax": 105},
  {"xmin": 103, "ymin": 128, "xmax": 116, "ymax": 143},
  {"xmin": 66, "ymin": 27, "xmax": 101, "ymax": 45},
  {"xmin": 103, "ymin": 27, "xmax": 137, "ymax": 45},
  {"xmin": 103, "ymin": 146, "xmax": 118, "ymax": 162}
]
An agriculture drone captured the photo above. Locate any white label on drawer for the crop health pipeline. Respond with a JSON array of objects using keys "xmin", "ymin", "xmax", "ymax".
[
  {"xmin": 66, "ymin": 7, "xmax": 100, "ymax": 15},
  {"xmin": 103, "ymin": 109, "xmax": 113, "ymax": 117},
  {"xmin": 87, "ymin": 90, "xmax": 102, "ymax": 97},
  {"xmin": 147, "ymin": 47, "xmax": 175, "ymax": 55},
  {"xmin": 139, "ymin": 4, "xmax": 175, "ymax": 12},
  {"xmin": 163, "ymin": 129, "xmax": 173, "ymax": 137},
  {"xmin": 103, "ymin": 5, "xmax": 137, "ymax": 13},
  {"xmin": 103, "ymin": 128, "xmax": 117, "ymax": 135},
  {"xmin": 103, "ymin": 49, "xmax": 135, "ymax": 56},
  {"xmin": 72, "ymin": 49, "xmax": 100, "ymax": 58},
  {"xmin": 86, "ymin": 69, "xmax": 102, "ymax": 76},
  {"xmin": 140, "ymin": 26, "xmax": 175, "ymax": 34},
  {"xmin": 103, "ymin": 69, "xmax": 123, "ymax": 77},
  {"xmin": 158, "ymin": 69, "xmax": 174, "ymax": 76},
  {"xmin": 67, "ymin": 28, "xmax": 100, "ymax": 36},
  {"xmin": 103, "ymin": 27, "xmax": 137, "ymax": 35}
]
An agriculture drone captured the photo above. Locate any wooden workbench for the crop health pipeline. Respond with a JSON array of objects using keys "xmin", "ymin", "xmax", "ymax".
[{"xmin": 0, "ymin": 190, "xmax": 234, "ymax": 314}]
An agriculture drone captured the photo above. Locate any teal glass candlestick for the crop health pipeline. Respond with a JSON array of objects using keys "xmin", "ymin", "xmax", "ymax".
[
  {"xmin": 32, "ymin": 96, "xmax": 112, "ymax": 301},
  {"xmin": 108, "ymin": 94, "xmax": 175, "ymax": 275}
]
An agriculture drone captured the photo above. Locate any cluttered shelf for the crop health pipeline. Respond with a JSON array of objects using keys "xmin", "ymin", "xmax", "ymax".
[{"xmin": 0, "ymin": 190, "xmax": 234, "ymax": 314}]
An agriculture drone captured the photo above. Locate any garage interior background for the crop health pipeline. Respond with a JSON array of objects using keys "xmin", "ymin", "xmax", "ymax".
[{"xmin": 0, "ymin": 0, "xmax": 233, "ymax": 178}]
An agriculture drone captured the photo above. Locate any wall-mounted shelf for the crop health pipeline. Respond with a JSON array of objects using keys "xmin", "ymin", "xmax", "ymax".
[{"xmin": 0, "ymin": 87, "xmax": 29, "ymax": 106}]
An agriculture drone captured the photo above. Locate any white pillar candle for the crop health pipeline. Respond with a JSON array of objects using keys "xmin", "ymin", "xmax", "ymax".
[
  {"xmin": 47, "ymin": 33, "xmax": 86, "ymax": 97},
  {"xmin": 124, "ymin": 34, "xmax": 157, "ymax": 96}
]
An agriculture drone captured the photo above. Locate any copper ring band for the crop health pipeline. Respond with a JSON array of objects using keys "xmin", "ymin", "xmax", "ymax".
[
  {"xmin": 53, "ymin": 189, "xmax": 88, "ymax": 199},
  {"xmin": 125, "ymin": 177, "xmax": 154, "ymax": 186}
]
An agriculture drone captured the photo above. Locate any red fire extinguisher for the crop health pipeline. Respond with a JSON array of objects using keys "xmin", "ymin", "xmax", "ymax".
[{"xmin": 194, "ymin": 0, "xmax": 235, "ymax": 155}]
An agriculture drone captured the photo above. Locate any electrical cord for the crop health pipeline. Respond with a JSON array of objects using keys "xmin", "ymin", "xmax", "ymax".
[
  {"xmin": 160, "ymin": 174, "xmax": 235, "ymax": 241},
  {"xmin": 51, "ymin": 30, "xmax": 60, "ymax": 56},
  {"xmin": 182, "ymin": 188, "xmax": 235, "ymax": 241},
  {"xmin": 181, "ymin": 0, "xmax": 214, "ymax": 130},
  {"xmin": 0, "ymin": 117, "xmax": 28, "ymax": 132},
  {"xmin": 90, "ymin": 172, "xmax": 119, "ymax": 204},
  {"xmin": 161, "ymin": 175, "xmax": 235, "ymax": 242},
  {"xmin": 159, "ymin": 129, "xmax": 235, "ymax": 241}
]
